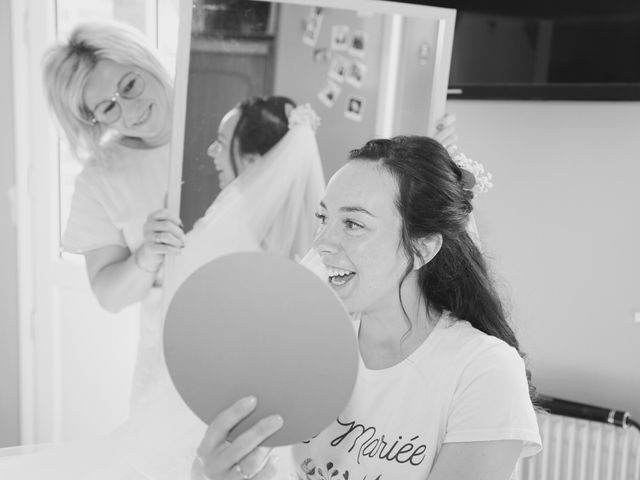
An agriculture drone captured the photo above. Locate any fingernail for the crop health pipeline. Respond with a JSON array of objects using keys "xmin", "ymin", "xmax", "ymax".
[
  {"xmin": 269, "ymin": 415, "xmax": 284, "ymax": 428},
  {"xmin": 243, "ymin": 396, "xmax": 257, "ymax": 408}
]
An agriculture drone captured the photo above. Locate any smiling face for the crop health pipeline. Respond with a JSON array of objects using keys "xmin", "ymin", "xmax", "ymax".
[
  {"xmin": 313, "ymin": 160, "xmax": 412, "ymax": 315},
  {"xmin": 207, "ymin": 109, "xmax": 243, "ymax": 190},
  {"xmin": 83, "ymin": 59, "xmax": 170, "ymax": 144}
]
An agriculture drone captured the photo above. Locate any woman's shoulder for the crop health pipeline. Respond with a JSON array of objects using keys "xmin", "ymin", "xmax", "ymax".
[
  {"xmin": 77, "ymin": 143, "xmax": 170, "ymax": 186},
  {"xmin": 436, "ymin": 314, "xmax": 532, "ymax": 407},
  {"xmin": 72, "ymin": 155, "xmax": 118, "ymax": 195},
  {"xmin": 437, "ymin": 312, "xmax": 522, "ymax": 367},
  {"xmin": 73, "ymin": 158, "xmax": 106, "ymax": 191}
]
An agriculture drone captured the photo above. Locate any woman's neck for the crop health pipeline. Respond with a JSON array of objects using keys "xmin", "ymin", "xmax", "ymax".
[
  {"xmin": 119, "ymin": 131, "xmax": 171, "ymax": 150},
  {"xmin": 357, "ymin": 280, "xmax": 441, "ymax": 370}
]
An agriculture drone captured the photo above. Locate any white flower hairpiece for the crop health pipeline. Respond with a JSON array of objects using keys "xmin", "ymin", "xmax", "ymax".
[
  {"xmin": 288, "ymin": 103, "xmax": 321, "ymax": 132},
  {"xmin": 446, "ymin": 145, "xmax": 493, "ymax": 194}
]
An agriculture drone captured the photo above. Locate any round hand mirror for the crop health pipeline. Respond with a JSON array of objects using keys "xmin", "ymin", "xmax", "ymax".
[{"xmin": 163, "ymin": 252, "xmax": 358, "ymax": 446}]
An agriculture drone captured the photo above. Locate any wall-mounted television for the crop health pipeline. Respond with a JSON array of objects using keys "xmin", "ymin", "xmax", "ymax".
[{"xmin": 444, "ymin": 9, "xmax": 640, "ymax": 100}]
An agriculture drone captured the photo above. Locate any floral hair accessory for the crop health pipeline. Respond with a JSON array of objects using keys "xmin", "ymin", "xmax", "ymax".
[
  {"xmin": 288, "ymin": 103, "xmax": 321, "ymax": 132},
  {"xmin": 446, "ymin": 145, "xmax": 493, "ymax": 194}
]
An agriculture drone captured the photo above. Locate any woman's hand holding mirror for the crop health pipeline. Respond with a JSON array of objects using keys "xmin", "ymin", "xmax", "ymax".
[
  {"xmin": 192, "ymin": 396, "xmax": 281, "ymax": 480},
  {"xmin": 135, "ymin": 208, "xmax": 186, "ymax": 272}
]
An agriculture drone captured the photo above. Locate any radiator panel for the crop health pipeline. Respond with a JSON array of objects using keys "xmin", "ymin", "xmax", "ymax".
[{"xmin": 514, "ymin": 412, "xmax": 640, "ymax": 480}]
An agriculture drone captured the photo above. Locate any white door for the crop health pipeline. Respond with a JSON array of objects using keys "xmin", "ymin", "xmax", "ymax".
[{"xmin": 14, "ymin": 0, "xmax": 179, "ymax": 444}]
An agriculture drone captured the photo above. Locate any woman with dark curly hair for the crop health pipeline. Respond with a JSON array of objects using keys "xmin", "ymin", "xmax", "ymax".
[{"xmin": 195, "ymin": 135, "xmax": 541, "ymax": 480}]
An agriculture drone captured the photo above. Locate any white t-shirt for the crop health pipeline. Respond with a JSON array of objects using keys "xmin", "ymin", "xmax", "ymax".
[
  {"xmin": 60, "ymin": 143, "xmax": 207, "ymax": 479},
  {"xmin": 287, "ymin": 312, "xmax": 542, "ymax": 479},
  {"xmin": 63, "ymin": 143, "xmax": 170, "ymax": 254}
]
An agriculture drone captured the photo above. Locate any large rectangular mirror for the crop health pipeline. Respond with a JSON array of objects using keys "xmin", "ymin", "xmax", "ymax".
[{"xmin": 164, "ymin": 0, "xmax": 455, "ymax": 296}]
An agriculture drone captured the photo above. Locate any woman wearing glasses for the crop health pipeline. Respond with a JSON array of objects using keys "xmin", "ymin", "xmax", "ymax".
[{"xmin": 43, "ymin": 21, "xmax": 183, "ymax": 313}]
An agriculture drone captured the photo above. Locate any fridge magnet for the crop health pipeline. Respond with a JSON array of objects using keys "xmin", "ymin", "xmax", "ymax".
[
  {"xmin": 302, "ymin": 7, "xmax": 324, "ymax": 47},
  {"xmin": 345, "ymin": 95, "xmax": 365, "ymax": 121},
  {"xmin": 349, "ymin": 31, "xmax": 367, "ymax": 58},
  {"xmin": 328, "ymin": 55, "xmax": 348, "ymax": 83},
  {"xmin": 313, "ymin": 47, "xmax": 332, "ymax": 64},
  {"xmin": 331, "ymin": 25, "xmax": 349, "ymax": 51},
  {"xmin": 318, "ymin": 82, "xmax": 342, "ymax": 108},
  {"xmin": 346, "ymin": 60, "xmax": 367, "ymax": 88}
]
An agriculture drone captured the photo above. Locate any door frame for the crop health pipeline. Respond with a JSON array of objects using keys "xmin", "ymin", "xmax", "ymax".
[{"xmin": 11, "ymin": 0, "xmax": 58, "ymax": 444}]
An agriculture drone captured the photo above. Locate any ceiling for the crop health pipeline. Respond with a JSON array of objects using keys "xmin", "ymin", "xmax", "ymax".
[{"xmin": 391, "ymin": 0, "xmax": 640, "ymax": 19}]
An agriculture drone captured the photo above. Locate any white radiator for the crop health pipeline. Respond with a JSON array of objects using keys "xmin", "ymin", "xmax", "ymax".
[{"xmin": 514, "ymin": 412, "xmax": 640, "ymax": 480}]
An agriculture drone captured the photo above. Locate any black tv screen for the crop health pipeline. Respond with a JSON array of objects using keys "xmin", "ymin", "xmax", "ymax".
[{"xmin": 447, "ymin": 11, "xmax": 640, "ymax": 100}]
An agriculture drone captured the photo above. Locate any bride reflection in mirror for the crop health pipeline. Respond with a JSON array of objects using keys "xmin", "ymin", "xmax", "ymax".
[{"xmin": 172, "ymin": 96, "xmax": 326, "ymax": 287}]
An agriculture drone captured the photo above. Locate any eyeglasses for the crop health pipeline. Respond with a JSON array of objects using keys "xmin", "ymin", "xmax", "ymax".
[{"xmin": 89, "ymin": 72, "xmax": 145, "ymax": 125}]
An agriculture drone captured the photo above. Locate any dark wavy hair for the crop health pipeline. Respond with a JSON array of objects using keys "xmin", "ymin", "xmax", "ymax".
[
  {"xmin": 229, "ymin": 96, "xmax": 296, "ymax": 175},
  {"xmin": 349, "ymin": 135, "xmax": 536, "ymax": 401}
]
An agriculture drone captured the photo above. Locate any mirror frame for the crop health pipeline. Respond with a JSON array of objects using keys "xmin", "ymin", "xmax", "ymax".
[{"xmin": 163, "ymin": 0, "xmax": 456, "ymax": 306}]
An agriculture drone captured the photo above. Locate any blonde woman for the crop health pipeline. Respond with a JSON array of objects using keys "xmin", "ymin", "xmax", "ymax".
[{"xmin": 44, "ymin": 21, "xmax": 183, "ymax": 313}]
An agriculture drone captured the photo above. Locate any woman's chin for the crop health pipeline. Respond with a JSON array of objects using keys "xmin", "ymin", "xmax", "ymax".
[
  {"xmin": 138, "ymin": 115, "xmax": 171, "ymax": 144},
  {"xmin": 218, "ymin": 177, "xmax": 230, "ymax": 190},
  {"xmin": 130, "ymin": 127, "xmax": 166, "ymax": 146}
]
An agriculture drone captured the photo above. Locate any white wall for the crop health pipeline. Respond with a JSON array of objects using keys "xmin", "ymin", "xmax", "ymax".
[
  {"xmin": 0, "ymin": 0, "xmax": 21, "ymax": 447},
  {"xmin": 448, "ymin": 100, "xmax": 640, "ymax": 421}
]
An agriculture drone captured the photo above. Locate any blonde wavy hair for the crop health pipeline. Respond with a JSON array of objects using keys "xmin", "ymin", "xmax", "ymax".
[{"xmin": 42, "ymin": 21, "xmax": 173, "ymax": 162}]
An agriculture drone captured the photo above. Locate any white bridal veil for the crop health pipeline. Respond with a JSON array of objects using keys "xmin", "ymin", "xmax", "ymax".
[{"xmin": 167, "ymin": 113, "xmax": 325, "ymax": 299}]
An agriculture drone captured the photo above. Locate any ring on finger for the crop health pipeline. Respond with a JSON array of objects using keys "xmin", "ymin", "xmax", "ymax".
[{"xmin": 235, "ymin": 463, "xmax": 251, "ymax": 480}]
